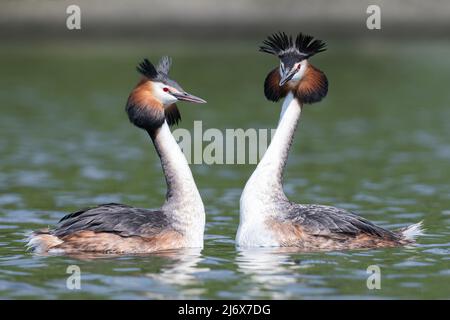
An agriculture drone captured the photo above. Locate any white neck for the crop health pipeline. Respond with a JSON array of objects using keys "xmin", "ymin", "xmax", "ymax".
[
  {"xmin": 151, "ymin": 122, "xmax": 205, "ymax": 241},
  {"xmin": 237, "ymin": 93, "xmax": 301, "ymax": 246},
  {"xmin": 240, "ymin": 92, "xmax": 302, "ymax": 214}
]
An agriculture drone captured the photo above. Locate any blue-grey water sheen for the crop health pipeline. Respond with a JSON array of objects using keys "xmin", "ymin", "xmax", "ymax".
[{"xmin": 0, "ymin": 41, "xmax": 449, "ymax": 299}]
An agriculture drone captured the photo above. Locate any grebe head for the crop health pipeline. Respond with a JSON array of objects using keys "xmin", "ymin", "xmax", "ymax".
[
  {"xmin": 126, "ymin": 56, "xmax": 206, "ymax": 131},
  {"xmin": 260, "ymin": 32, "xmax": 328, "ymax": 104}
]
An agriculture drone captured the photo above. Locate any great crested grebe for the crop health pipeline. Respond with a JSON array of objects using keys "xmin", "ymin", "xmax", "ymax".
[
  {"xmin": 236, "ymin": 32, "xmax": 424, "ymax": 250},
  {"xmin": 27, "ymin": 56, "xmax": 207, "ymax": 254}
]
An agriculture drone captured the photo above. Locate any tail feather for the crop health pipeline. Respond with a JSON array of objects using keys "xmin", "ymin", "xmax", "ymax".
[
  {"xmin": 26, "ymin": 229, "xmax": 63, "ymax": 253},
  {"xmin": 400, "ymin": 221, "xmax": 425, "ymax": 242}
]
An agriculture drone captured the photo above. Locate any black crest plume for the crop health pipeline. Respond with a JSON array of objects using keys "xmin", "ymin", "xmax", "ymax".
[
  {"xmin": 137, "ymin": 59, "xmax": 158, "ymax": 79},
  {"xmin": 156, "ymin": 56, "xmax": 171, "ymax": 76},
  {"xmin": 259, "ymin": 32, "xmax": 327, "ymax": 58},
  {"xmin": 136, "ymin": 56, "xmax": 172, "ymax": 81}
]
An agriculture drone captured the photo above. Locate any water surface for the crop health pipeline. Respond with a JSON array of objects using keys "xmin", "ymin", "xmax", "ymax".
[{"xmin": 0, "ymin": 41, "xmax": 449, "ymax": 299}]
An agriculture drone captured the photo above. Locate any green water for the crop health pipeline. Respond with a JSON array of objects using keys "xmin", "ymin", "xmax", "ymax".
[{"xmin": 0, "ymin": 41, "xmax": 449, "ymax": 299}]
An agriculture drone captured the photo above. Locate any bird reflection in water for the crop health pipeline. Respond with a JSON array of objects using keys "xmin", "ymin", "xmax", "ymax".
[{"xmin": 236, "ymin": 247, "xmax": 307, "ymax": 299}]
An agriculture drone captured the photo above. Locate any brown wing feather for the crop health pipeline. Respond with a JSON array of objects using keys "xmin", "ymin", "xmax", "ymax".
[
  {"xmin": 268, "ymin": 218, "xmax": 402, "ymax": 251},
  {"xmin": 54, "ymin": 230, "xmax": 183, "ymax": 254}
]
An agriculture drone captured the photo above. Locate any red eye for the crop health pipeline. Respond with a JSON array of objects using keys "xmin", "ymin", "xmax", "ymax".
[{"xmin": 163, "ymin": 87, "xmax": 169, "ymax": 92}]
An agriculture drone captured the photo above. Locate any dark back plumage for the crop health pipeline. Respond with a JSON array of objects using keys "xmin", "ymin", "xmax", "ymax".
[
  {"xmin": 286, "ymin": 204, "xmax": 400, "ymax": 240},
  {"xmin": 54, "ymin": 203, "xmax": 171, "ymax": 238},
  {"xmin": 259, "ymin": 32, "xmax": 327, "ymax": 59}
]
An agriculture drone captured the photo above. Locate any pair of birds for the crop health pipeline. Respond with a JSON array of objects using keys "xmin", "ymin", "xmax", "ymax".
[{"xmin": 28, "ymin": 32, "xmax": 423, "ymax": 254}]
